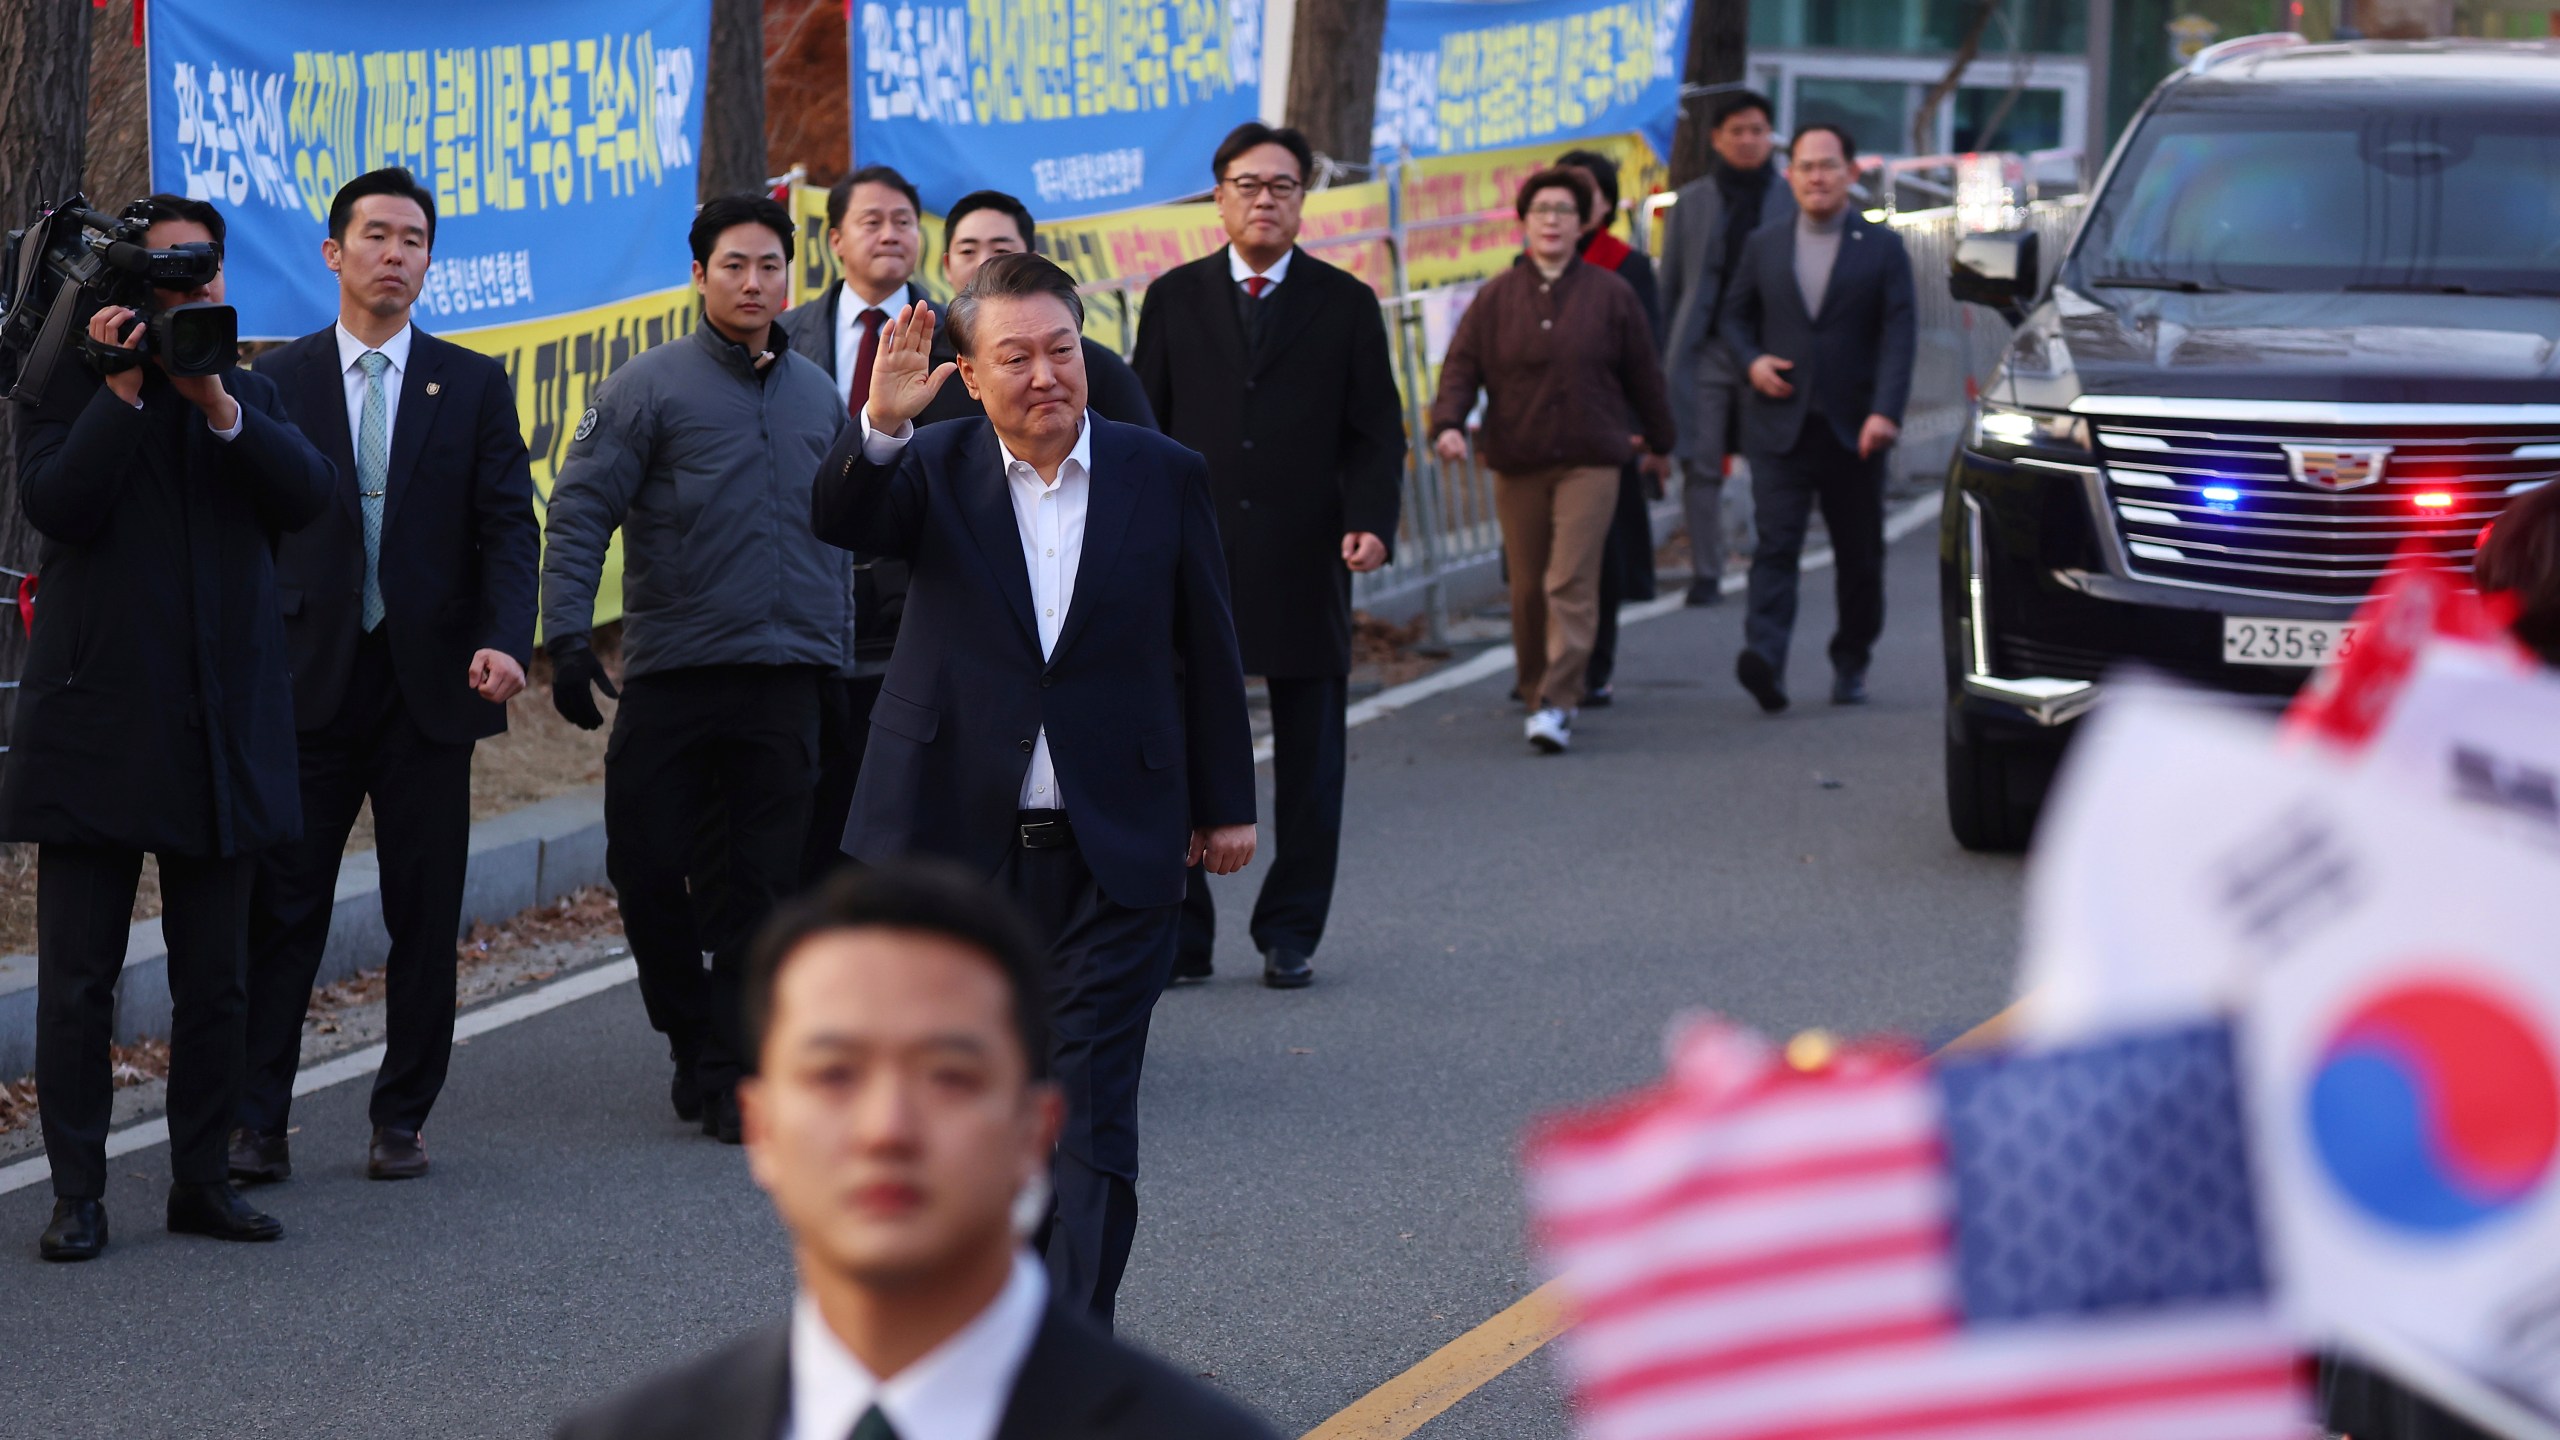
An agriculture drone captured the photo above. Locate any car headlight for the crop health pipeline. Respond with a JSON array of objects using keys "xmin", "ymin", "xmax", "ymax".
[{"xmin": 1971, "ymin": 405, "xmax": 2090, "ymax": 456}]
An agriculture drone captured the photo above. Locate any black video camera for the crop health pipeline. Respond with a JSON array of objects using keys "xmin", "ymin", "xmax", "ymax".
[{"xmin": 1, "ymin": 194, "xmax": 240, "ymax": 403}]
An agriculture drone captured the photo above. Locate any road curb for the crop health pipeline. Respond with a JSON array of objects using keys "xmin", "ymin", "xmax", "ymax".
[{"xmin": 0, "ymin": 785, "xmax": 608, "ymax": 1078}]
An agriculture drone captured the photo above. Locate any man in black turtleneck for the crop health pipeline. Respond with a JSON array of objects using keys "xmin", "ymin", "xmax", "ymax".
[{"xmin": 1660, "ymin": 91, "xmax": 1793, "ymax": 607}]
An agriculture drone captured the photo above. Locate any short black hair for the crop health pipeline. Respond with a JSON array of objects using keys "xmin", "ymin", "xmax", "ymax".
[
  {"xmin": 829, "ymin": 165, "xmax": 923, "ymax": 231},
  {"xmin": 1554, "ymin": 148, "xmax": 1620, "ymax": 213},
  {"xmin": 120, "ymin": 193, "xmax": 225, "ymax": 248},
  {"xmin": 1516, "ymin": 166, "xmax": 1598, "ymax": 225},
  {"xmin": 1790, "ymin": 123, "xmax": 1859, "ymax": 168},
  {"xmin": 329, "ymin": 167, "xmax": 438, "ymax": 247},
  {"xmin": 946, "ymin": 251, "xmax": 1086, "ymax": 357},
  {"xmin": 1212, "ymin": 122, "xmax": 1313, "ymax": 186},
  {"xmin": 689, "ymin": 194, "xmax": 795, "ymax": 267},
  {"xmin": 945, "ymin": 189, "xmax": 1037, "ymax": 252},
  {"xmin": 744, "ymin": 861, "xmax": 1050, "ymax": 1080},
  {"xmin": 1709, "ymin": 90, "xmax": 1775, "ymax": 132}
]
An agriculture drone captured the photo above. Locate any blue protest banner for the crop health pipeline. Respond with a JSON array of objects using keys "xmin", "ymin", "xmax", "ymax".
[
  {"xmin": 850, "ymin": 0, "xmax": 1263, "ymax": 217},
  {"xmin": 148, "ymin": 0, "xmax": 711, "ymax": 339},
  {"xmin": 1370, "ymin": 0, "xmax": 1687, "ymax": 167}
]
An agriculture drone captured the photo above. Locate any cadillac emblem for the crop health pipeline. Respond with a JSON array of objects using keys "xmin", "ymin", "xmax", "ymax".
[{"xmin": 2280, "ymin": 443, "xmax": 2391, "ymax": 491}]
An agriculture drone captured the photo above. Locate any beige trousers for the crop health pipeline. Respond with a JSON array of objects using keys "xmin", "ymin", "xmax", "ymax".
[{"xmin": 1495, "ymin": 465, "xmax": 1620, "ymax": 711}]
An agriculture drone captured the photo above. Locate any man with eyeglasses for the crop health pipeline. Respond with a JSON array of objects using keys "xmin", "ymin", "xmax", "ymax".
[
  {"xmin": 1133, "ymin": 122, "xmax": 1406, "ymax": 993},
  {"xmin": 1718, "ymin": 123, "xmax": 1915, "ymax": 714}
]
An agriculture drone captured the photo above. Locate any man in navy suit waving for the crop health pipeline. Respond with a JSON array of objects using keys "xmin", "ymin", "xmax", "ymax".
[{"xmin": 810, "ymin": 252, "xmax": 1255, "ymax": 1326}]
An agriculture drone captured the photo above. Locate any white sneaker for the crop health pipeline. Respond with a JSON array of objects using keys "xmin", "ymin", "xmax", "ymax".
[{"xmin": 1525, "ymin": 707, "xmax": 1573, "ymax": 754}]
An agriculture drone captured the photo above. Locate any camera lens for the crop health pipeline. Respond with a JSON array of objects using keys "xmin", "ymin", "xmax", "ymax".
[{"xmin": 155, "ymin": 303, "xmax": 238, "ymax": 377}]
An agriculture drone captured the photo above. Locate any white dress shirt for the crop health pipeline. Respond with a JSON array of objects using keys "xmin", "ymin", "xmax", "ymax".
[
  {"xmin": 1228, "ymin": 245, "xmax": 1292, "ymax": 292},
  {"xmin": 860, "ymin": 409, "xmax": 1092, "ymax": 811},
  {"xmin": 335, "ymin": 320, "xmax": 414, "ymax": 449},
  {"xmin": 835, "ymin": 281, "xmax": 913, "ymax": 414},
  {"xmin": 784, "ymin": 1251, "xmax": 1049, "ymax": 1440}
]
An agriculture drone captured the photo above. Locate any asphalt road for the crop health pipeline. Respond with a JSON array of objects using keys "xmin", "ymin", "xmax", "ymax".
[{"xmin": 0, "ymin": 522, "xmax": 2025, "ymax": 1438}]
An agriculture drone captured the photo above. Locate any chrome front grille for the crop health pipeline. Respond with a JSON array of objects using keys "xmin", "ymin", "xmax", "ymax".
[{"xmin": 2093, "ymin": 419, "xmax": 2559, "ymax": 600}]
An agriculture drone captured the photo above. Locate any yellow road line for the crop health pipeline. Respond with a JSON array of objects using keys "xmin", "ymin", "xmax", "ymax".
[
  {"xmin": 1300, "ymin": 999, "xmax": 2028, "ymax": 1439},
  {"xmin": 1299, "ymin": 1278, "xmax": 1574, "ymax": 1440}
]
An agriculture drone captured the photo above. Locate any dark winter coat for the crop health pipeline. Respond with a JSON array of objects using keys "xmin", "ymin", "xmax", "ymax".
[{"xmin": 2, "ymin": 363, "xmax": 333, "ymax": 857}]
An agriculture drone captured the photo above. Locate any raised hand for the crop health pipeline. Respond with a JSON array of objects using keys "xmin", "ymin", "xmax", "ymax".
[{"xmin": 865, "ymin": 301, "xmax": 959, "ymax": 432}]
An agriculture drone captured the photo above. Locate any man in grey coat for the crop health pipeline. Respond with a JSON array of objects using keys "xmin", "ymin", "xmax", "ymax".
[
  {"xmin": 539, "ymin": 195, "xmax": 849, "ymax": 1142},
  {"xmin": 1658, "ymin": 91, "xmax": 1791, "ymax": 607}
]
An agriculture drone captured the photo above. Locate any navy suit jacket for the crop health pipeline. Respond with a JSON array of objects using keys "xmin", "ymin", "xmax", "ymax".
[
  {"xmin": 810, "ymin": 413, "xmax": 1255, "ymax": 908},
  {"xmin": 1718, "ymin": 211, "xmax": 1917, "ymax": 457},
  {"xmin": 258, "ymin": 327, "xmax": 540, "ymax": 744}
]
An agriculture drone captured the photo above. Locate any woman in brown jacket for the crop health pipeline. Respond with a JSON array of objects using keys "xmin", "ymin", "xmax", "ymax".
[{"xmin": 1431, "ymin": 167, "xmax": 1679, "ymax": 754}]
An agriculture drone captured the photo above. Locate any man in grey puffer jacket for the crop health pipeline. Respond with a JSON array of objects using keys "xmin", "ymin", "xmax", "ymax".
[{"xmin": 539, "ymin": 195, "xmax": 847, "ymax": 1142}]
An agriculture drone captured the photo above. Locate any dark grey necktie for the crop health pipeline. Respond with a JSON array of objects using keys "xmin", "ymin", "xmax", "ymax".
[{"xmin": 847, "ymin": 1404, "xmax": 900, "ymax": 1440}]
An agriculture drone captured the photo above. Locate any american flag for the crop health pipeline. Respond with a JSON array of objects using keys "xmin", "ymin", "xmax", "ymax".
[{"xmin": 1524, "ymin": 1021, "xmax": 2310, "ymax": 1440}]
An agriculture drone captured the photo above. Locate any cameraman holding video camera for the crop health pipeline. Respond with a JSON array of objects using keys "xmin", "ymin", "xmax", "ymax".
[{"xmin": 2, "ymin": 194, "xmax": 332, "ymax": 1262}]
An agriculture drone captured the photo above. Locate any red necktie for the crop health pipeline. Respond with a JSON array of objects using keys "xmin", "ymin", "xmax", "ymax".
[
  {"xmin": 847, "ymin": 308, "xmax": 884, "ymax": 419},
  {"xmin": 1243, "ymin": 276, "xmax": 1269, "ymax": 298}
]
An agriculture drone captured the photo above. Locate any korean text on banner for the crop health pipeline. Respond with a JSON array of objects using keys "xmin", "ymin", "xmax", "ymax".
[
  {"xmin": 851, "ymin": 0, "xmax": 1262, "ymax": 218},
  {"xmin": 148, "ymin": 0, "xmax": 711, "ymax": 340},
  {"xmin": 1370, "ymin": 0, "xmax": 1686, "ymax": 168}
]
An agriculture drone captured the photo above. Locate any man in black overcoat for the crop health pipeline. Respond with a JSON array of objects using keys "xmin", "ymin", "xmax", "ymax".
[
  {"xmin": 233, "ymin": 168, "xmax": 539, "ymax": 1186},
  {"xmin": 4, "ymin": 195, "xmax": 333, "ymax": 1261},
  {"xmin": 1132, "ymin": 122, "xmax": 1406, "ymax": 991}
]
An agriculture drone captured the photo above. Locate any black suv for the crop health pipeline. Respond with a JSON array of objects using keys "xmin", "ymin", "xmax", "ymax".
[{"xmin": 1940, "ymin": 35, "xmax": 2560, "ymax": 850}]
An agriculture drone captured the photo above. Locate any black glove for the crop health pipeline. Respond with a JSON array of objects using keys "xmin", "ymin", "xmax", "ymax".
[{"xmin": 547, "ymin": 636, "xmax": 618, "ymax": 731}]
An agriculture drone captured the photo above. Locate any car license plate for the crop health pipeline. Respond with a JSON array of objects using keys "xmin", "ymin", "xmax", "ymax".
[{"xmin": 2222, "ymin": 617, "xmax": 2360, "ymax": 667}]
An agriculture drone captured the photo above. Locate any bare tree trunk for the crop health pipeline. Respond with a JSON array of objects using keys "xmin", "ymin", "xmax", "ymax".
[
  {"xmin": 1669, "ymin": 0, "xmax": 1749, "ymax": 188},
  {"xmin": 1285, "ymin": 0, "xmax": 1389, "ymax": 179},
  {"xmin": 86, "ymin": 2, "xmax": 150, "ymax": 213},
  {"xmin": 0, "ymin": 0, "xmax": 95, "ymax": 716},
  {"xmin": 700, "ymin": 0, "xmax": 772, "ymax": 198}
]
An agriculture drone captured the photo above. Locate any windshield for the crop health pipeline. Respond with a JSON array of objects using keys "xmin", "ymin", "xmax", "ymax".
[{"xmin": 2071, "ymin": 102, "xmax": 2560, "ymax": 294}]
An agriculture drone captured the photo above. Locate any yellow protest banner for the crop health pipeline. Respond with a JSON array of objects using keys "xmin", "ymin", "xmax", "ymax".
[{"xmin": 1401, "ymin": 131, "xmax": 1663, "ymax": 291}]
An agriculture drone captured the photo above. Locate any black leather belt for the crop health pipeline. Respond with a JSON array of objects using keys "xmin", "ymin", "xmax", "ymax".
[{"xmin": 1016, "ymin": 809, "xmax": 1076, "ymax": 851}]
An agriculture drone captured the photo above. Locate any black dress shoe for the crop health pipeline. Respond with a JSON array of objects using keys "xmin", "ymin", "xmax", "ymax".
[
  {"xmin": 1169, "ymin": 953, "xmax": 1212, "ymax": 987},
  {"xmin": 1581, "ymin": 685, "xmax": 1614, "ymax": 709},
  {"xmin": 1262, "ymin": 947, "xmax": 1314, "ymax": 989},
  {"xmin": 669, "ymin": 1056, "xmax": 704, "ymax": 1123},
  {"xmin": 39, "ymin": 1198, "xmax": 107, "ymax": 1262},
  {"xmin": 366, "ymin": 1127, "xmax": 428, "ymax": 1181},
  {"xmin": 1736, "ymin": 651, "xmax": 1789, "ymax": 713},
  {"xmin": 702, "ymin": 1088, "xmax": 742, "ymax": 1145},
  {"xmin": 1685, "ymin": 578, "xmax": 1724, "ymax": 607},
  {"xmin": 1830, "ymin": 669, "xmax": 1870, "ymax": 706},
  {"xmin": 228, "ymin": 1127, "xmax": 291, "ymax": 1186},
  {"xmin": 166, "ymin": 1182, "xmax": 283, "ymax": 1243}
]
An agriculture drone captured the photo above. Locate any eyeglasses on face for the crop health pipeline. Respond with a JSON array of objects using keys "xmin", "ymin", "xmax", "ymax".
[
  {"xmin": 1223, "ymin": 175, "xmax": 1305, "ymax": 201},
  {"xmin": 1526, "ymin": 203, "xmax": 1583, "ymax": 220}
]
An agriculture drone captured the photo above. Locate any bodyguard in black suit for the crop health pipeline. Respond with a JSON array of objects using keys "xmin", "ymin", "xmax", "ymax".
[
  {"xmin": 232, "ymin": 169, "xmax": 539, "ymax": 1185},
  {"xmin": 1133, "ymin": 123, "xmax": 1405, "ymax": 991},
  {"xmin": 811, "ymin": 256, "xmax": 1257, "ymax": 1324},
  {"xmin": 1718, "ymin": 124, "xmax": 1915, "ymax": 713},
  {"xmin": 552, "ymin": 864, "xmax": 1276, "ymax": 1439},
  {"xmin": 6, "ymin": 195, "xmax": 333, "ymax": 1260}
]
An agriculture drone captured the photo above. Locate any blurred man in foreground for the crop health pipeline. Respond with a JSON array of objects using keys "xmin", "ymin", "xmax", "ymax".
[{"xmin": 551, "ymin": 863, "xmax": 1277, "ymax": 1439}]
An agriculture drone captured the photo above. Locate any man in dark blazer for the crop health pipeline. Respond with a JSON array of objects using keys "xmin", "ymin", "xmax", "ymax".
[
  {"xmin": 230, "ymin": 168, "xmax": 540, "ymax": 1185},
  {"xmin": 1717, "ymin": 123, "xmax": 1915, "ymax": 713},
  {"xmin": 7, "ymin": 194, "xmax": 333, "ymax": 1260},
  {"xmin": 811, "ymin": 255, "xmax": 1257, "ymax": 1325},
  {"xmin": 1132, "ymin": 122, "xmax": 1404, "ymax": 992},
  {"xmin": 779, "ymin": 179, "xmax": 1155, "ymax": 886},
  {"xmin": 551, "ymin": 863, "xmax": 1277, "ymax": 1439}
]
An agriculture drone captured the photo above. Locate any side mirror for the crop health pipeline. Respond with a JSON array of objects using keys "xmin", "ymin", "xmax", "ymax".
[{"xmin": 1951, "ymin": 230, "xmax": 2040, "ymax": 326}]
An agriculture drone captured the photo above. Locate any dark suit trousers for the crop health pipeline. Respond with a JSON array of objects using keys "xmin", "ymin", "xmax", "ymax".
[
  {"xmin": 1179, "ymin": 674, "xmax": 1345, "ymax": 962},
  {"xmin": 38, "ymin": 844, "xmax": 253, "ymax": 1197},
  {"xmin": 242, "ymin": 627, "xmax": 474, "ymax": 1135},
  {"xmin": 1743, "ymin": 421, "xmax": 1887, "ymax": 678},
  {"xmin": 1588, "ymin": 463, "xmax": 1656, "ymax": 692},
  {"xmin": 1003, "ymin": 830, "xmax": 1179, "ymax": 1328},
  {"xmin": 800, "ymin": 673, "xmax": 883, "ymax": 889},
  {"xmin": 605, "ymin": 665, "xmax": 820, "ymax": 1095}
]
